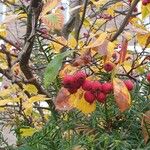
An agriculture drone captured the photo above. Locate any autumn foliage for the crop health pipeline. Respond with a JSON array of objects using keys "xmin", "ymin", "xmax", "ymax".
[{"xmin": 0, "ymin": 0, "xmax": 150, "ymax": 149}]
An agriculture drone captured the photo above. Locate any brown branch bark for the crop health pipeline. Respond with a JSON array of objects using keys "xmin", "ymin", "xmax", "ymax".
[
  {"xmin": 18, "ymin": 0, "xmax": 55, "ymax": 109},
  {"xmin": 76, "ymin": 0, "xmax": 88, "ymax": 42}
]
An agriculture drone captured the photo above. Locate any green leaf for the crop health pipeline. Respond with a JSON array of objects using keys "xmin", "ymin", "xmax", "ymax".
[
  {"xmin": 0, "ymin": 76, "xmax": 2, "ymax": 82},
  {"xmin": 44, "ymin": 50, "xmax": 73, "ymax": 88}
]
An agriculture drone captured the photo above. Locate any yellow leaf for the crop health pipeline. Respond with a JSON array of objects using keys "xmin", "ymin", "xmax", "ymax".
[
  {"xmin": 137, "ymin": 33, "xmax": 150, "ymax": 48},
  {"xmin": 141, "ymin": 4, "xmax": 150, "ymax": 19},
  {"xmin": 0, "ymin": 24, "xmax": 7, "ymax": 37},
  {"xmin": 7, "ymin": 0, "xmax": 17, "ymax": 4},
  {"xmin": 113, "ymin": 78, "xmax": 131, "ymax": 112},
  {"xmin": 85, "ymin": 32, "xmax": 107, "ymax": 48},
  {"xmin": 147, "ymin": 4, "xmax": 150, "ymax": 12},
  {"xmin": 24, "ymin": 103, "xmax": 33, "ymax": 116},
  {"xmin": 23, "ymin": 95, "xmax": 50, "ymax": 115},
  {"xmin": 18, "ymin": 13, "xmax": 27, "ymax": 19},
  {"xmin": 136, "ymin": 66, "xmax": 145, "ymax": 74},
  {"xmin": 106, "ymin": 2, "xmax": 123, "ymax": 16},
  {"xmin": 83, "ymin": 19, "xmax": 91, "ymax": 27},
  {"xmin": 91, "ymin": 0, "xmax": 108, "ymax": 7},
  {"xmin": 20, "ymin": 128, "xmax": 37, "ymax": 137},
  {"xmin": 94, "ymin": 19, "xmax": 106, "ymax": 29},
  {"xmin": 52, "ymin": 36, "xmax": 67, "ymax": 53},
  {"xmin": 0, "ymin": 98, "xmax": 20, "ymax": 106},
  {"xmin": 67, "ymin": 36, "xmax": 77, "ymax": 49},
  {"xmin": 0, "ymin": 108, "xmax": 5, "ymax": 112},
  {"xmin": 69, "ymin": 90, "xmax": 96, "ymax": 114},
  {"xmin": 28, "ymin": 95, "xmax": 50, "ymax": 103},
  {"xmin": 23, "ymin": 84, "xmax": 38, "ymax": 95},
  {"xmin": 106, "ymin": 41, "xmax": 115, "ymax": 60},
  {"xmin": 0, "ymin": 89, "xmax": 11, "ymax": 97},
  {"xmin": 123, "ymin": 61, "xmax": 132, "ymax": 72}
]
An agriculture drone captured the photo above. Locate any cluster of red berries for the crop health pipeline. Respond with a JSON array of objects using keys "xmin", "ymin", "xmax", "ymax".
[
  {"xmin": 62, "ymin": 71, "xmax": 87, "ymax": 94},
  {"xmin": 83, "ymin": 80, "xmax": 113, "ymax": 104},
  {"xmin": 62, "ymin": 71, "xmax": 135, "ymax": 105},
  {"xmin": 62, "ymin": 71, "xmax": 113, "ymax": 104},
  {"xmin": 142, "ymin": 0, "xmax": 150, "ymax": 5}
]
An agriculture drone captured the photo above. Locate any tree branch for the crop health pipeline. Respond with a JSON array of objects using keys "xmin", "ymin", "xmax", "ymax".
[
  {"xmin": 110, "ymin": 0, "xmax": 140, "ymax": 42},
  {"xmin": 76, "ymin": 0, "xmax": 88, "ymax": 42},
  {"xmin": 18, "ymin": 0, "xmax": 55, "ymax": 109}
]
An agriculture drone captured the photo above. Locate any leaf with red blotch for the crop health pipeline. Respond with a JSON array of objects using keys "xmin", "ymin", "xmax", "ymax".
[
  {"xmin": 55, "ymin": 88, "xmax": 72, "ymax": 111},
  {"xmin": 41, "ymin": 10, "xmax": 64, "ymax": 30},
  {"xmin": 141, "ymin": 110, "xmax": 150, "ymax": 144},
  {"xmin": 113, "ymin": 78, "xmax": 131, "ymax": 112},
  {"xmin": 73, "ymin": 49, "xmax": 92, "ymax": 67},
  {"xmin": 40, "ymin": 0, "xmax": 61, "ymax": 17},
  {"xmin": 119, "ymin": 38, "xmax": 128, "ymax": 63}
]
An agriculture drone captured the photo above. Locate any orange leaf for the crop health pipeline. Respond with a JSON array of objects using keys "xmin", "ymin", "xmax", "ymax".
[
  {"xmin": 55, "ymin": 88, "xmax": 72, "ymax": 111},
  {"xmin": 41, "ymin": 0, "xmax": 60, "ymax": 17},
  {"xmin": 141, "ymin": 110, "xmax": 150, "ymax": 144},
  {"xmin": 113, "ymin": 78, "xmax": 131, "ymax": 112},
  {"xmin": 119, "ymin": 38, "xmax": 128, "ymax": 64}
]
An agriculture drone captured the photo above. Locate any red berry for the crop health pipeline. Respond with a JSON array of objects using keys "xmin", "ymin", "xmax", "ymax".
[
  {"xmin": 3, "ymin": 85, "xmax": 8, "ymax": 89},
  {"xmin": 104, "ymin": 62, "xmax": 114, "ymax": 72},
  {"xmin": 124, "ymin": 80, "xmax": 134, "ymax": 91},
  {"xmin": 67, "ymin": 88, "xmax": 77, "ymax": 94},
  {"xmin": 97, "ymin": 93, "xmax": 106, "ymax": 103},
  {"xmin": 91, "ymin": 81, "xmax": 102, "ymax": 92},
  {"xmin": 84, "ymin": 91, "xmax": 95, "ymax": 104},
  {"xmin": 60, "ymin": 6, "xmax": 65, "ymax": 10},
  {"xmin": 142, "ymin": 0, "xmax": 149, "ymax": 5},
  {"xmin": 62, "ymin": 75, "xmax": 75, "ymax": 89},
  {"xmin": 102, "ymin": 82, "xmax": 113, "ymax": 94},
  {"xmin": 82, "ymin": 80, "xmax": 93, "ymax": 91},
  {"xmin": 74, "ymin": 71, "xmax": 87, "ymax": 87},
  {"xmin": 147, "ymin": 73, "xmax": 150, "ymax": 82}
]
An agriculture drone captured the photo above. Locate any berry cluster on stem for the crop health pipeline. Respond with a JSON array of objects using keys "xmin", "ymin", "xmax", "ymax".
[{"xmin": 62, "ymin": 71, "xmax": 135, "ymax": 105}]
